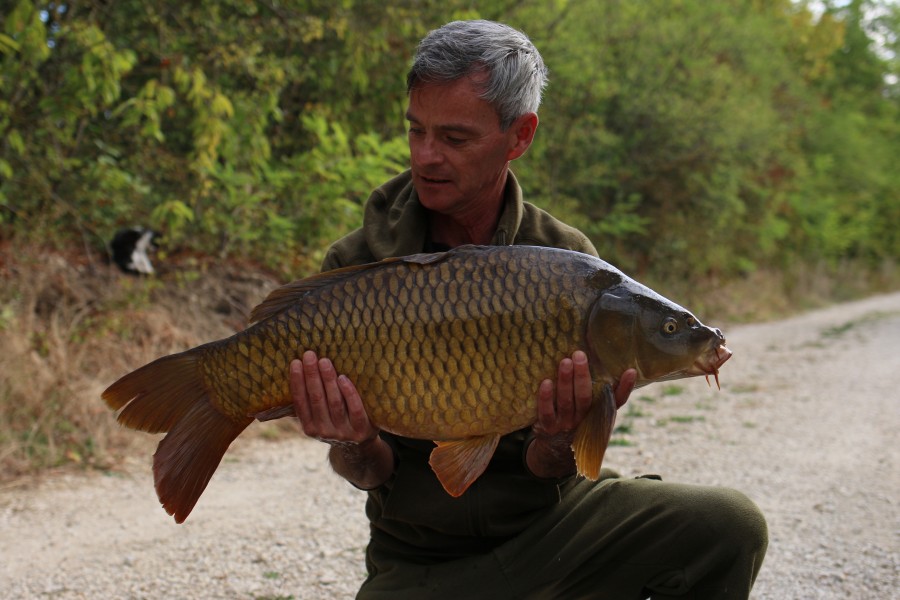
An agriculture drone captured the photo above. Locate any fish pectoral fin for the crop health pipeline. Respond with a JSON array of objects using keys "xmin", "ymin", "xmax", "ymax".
[
  {"xmin": 254, "ymin": 404, "xmax": 296, "ymax": 422},
  {"xmin": 572, "ymin": 384, "xmax": 618, "ymax": 480},
  {"xmin": 429, "ymin": 434, "xmax": 501, "ymax": 497}
]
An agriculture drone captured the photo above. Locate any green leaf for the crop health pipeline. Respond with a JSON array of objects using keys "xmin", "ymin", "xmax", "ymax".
[
  {"xmin": 0, "ymin": 33, "xmax": 20, "ymax": 55},
  {"xmin": 7, "ymin": 130, "xmax": 24, "ymax": 155}
]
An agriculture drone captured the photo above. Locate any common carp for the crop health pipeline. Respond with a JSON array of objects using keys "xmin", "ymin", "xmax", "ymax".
[{"xmin": 103, "ymin": 245, "xmax": 731, "ymax": 523}]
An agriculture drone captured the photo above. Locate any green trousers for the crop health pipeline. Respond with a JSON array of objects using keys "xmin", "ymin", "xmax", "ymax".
[{"xmin": 357, "ymin": 475, "xmax": 768, "ymax": 599}]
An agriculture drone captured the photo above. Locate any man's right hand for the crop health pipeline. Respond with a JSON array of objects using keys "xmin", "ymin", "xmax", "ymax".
[
  {"xmin": 289, "ymin": 351, "xmax": 394, "ymax": 489},
  {"xmin": 289, "ymin": 350, "xmax": 379, "ymax": 445}
]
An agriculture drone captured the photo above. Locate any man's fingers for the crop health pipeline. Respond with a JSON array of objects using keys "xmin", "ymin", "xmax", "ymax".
[
  {"xmin": 571, "ymin": 350, "xmax": 592, "ymax": 420},
  {"xmin": 536, "ymin": 379, "xmax": 555, "ymax": 432},
  {"xmin": 301, "ymin": 350, "xmax": 325, "ymax": 400},
  {"xmin": 555, "ymin": 357, "xmax": 574, "ymax": 419},
  {"xmin": 339, "ymin": 375, "xmax": 374, "ymax": 436},
  {"xmin": 301, "ymin": 350, "xmax": 335, "ymax": 438},
  {"xmin": 290, "ymin": 351, "xmax": 379, "ymax": 444},
  {"xmin": 615, "ymin": 368, "xmax": 637, "ymax": 409},
  {"xmin": 289, "ymin": 358, "xmax": 312, "ymax": 425},
  {"xmin": 317, "ymin": 357, "xmax": 346, "ymax": 424}
]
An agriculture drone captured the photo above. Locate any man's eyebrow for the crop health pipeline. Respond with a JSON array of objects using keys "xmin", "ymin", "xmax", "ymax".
[{"xmin": 404, "ymin": 111, "xmax": 479, "ymax": 135}]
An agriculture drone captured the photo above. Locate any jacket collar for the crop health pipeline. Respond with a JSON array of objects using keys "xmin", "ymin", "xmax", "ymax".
[{"xmin": 363, "ymin": 170, "xmax": 524, "ymax": 260}]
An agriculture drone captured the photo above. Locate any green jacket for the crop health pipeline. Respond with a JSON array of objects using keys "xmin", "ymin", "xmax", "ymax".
[
  {"xmin": 322, "ymin": 169, "xmax": 598, "ymax": 562},
  {"xmin": 321, "ymin": 170, "xmax": 597, "ymax": 269}
]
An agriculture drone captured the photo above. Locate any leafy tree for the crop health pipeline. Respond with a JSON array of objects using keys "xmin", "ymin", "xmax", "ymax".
[
  {"xmin": 788, "ymin": 0, "xmax": 900, "ymax": 264},
  {"xmin": 0, "ymin": 0, "xmax": 897, "ymax": 285},
  {"xmin": 512, "ymin": 0, "xmax": 825, "ymax": 278},
  {"xmin": 0, "ymin": 0, "xmax": 422, "ymax": 272}
]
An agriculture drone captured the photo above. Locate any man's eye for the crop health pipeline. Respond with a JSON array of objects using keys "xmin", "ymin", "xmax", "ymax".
[{"xmin": 446, "ymin": 136, "xmax": 466, "ymax": 145}]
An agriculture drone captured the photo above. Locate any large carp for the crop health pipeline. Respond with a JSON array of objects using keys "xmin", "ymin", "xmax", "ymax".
[{"xmin": 103, "ymin": 245, "xmax": 731, "ymax": 523}]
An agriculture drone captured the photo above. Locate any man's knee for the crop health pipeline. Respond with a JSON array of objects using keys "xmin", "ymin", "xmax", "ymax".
[
  {"xmin": 646, "ymin": 483, "xmax": 768, "ymax": 567},
  {"xmin": 651, "ymin": 485, "xmax": 769, "ymax": 596},
  {"xmin": 706, "ymin": 488, "xmax": 768, "ymax": 557},
  {"xmin": 683, "ymin": 485, "xmax": 769, "ymax": 591}
]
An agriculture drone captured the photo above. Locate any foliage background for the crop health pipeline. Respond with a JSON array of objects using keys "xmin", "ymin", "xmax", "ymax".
[
  {"xmin": 2, "ymin": 0, "xmax": 897, "ymax": 281},
  {"xmin": 0, "ymin": 0, "xmax": 898, "ymax": 474}
]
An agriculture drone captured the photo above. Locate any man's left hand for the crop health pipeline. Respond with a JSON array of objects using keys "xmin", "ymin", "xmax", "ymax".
[{"xmin": 527, "ymin": 351, "xmax": 636, "ymax": 478}]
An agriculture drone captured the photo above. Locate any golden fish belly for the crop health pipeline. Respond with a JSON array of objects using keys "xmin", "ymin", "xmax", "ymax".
[{"xmin": 201, "ymin": 247, "xmax": 597, "ymax": 440}]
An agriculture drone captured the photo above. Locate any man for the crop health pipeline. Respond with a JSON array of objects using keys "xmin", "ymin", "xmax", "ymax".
[{"xmin": 289, "ymin": 20, "xmax": 767, "ymax": 599}]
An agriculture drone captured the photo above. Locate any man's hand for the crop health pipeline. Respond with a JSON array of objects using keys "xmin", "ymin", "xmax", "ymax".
[
  {"xmin": 290, "ymin": 350, "xmax": 379, "ymax": 445},
  {"xmin": 611, "ymin": 367, "xmax": 636, "ymax": 410},
  {"xmin": 289, "ymin": 351, "xmax": 394, "ymax": 489},
  {"xmin": 526, "ymin": 351, "xmax": 636, "ymax": 479}
]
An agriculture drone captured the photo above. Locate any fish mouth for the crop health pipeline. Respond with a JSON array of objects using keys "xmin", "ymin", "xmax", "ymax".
[{"xmin": 686, "ymin": 344, "xmax": 732, "ymax": 389}]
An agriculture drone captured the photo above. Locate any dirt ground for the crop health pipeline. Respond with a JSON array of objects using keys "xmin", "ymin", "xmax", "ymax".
[{"xmin": 1, "ymin": 291, "xmax": 898, "ymax": 599}]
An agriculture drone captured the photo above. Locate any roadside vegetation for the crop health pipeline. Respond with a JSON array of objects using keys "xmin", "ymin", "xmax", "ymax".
[{"xmin": 1, "ymin": 0, "xmax": 898, "ymax": 479}]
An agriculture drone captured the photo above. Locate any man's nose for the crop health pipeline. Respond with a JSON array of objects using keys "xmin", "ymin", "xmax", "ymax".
[{"xmin": 411, "ymin": 136, "xmax": 443, "ymax": 166}]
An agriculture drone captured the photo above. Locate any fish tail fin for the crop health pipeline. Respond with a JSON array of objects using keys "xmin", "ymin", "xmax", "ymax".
[
  {"xmin": 102, "ymin": 351, "xmax": 251, "ymax": 523},
  {"xmin": 154, "ymin": 397, "xmax": 248, "ymax": 523},
  {"xmin": 572, "ymin": 384, "xmax": 618, "ymax": 480}
]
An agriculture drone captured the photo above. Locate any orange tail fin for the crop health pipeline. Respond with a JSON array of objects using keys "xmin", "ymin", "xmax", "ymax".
[{"xmin": 102, "ymin": 351, "xmax": 251, "ymax": 523}]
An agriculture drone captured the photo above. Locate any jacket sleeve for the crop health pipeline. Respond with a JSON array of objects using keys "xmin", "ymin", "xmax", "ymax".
[{"xmin": 320, "ymin": 228, "xmax": 376, "ymax": 272}]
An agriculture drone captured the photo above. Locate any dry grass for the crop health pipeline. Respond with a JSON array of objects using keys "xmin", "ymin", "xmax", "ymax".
[
  {"xmin": 0, "ymin": 242, "xmax": 284, "ymax": 482},
  {"xmin": 0, "ymin": 241, "xmax": 896, "ymax": 483},
  {"xmin": 652, "ymin": 258, "xmax": 899, "ymax": 327}
]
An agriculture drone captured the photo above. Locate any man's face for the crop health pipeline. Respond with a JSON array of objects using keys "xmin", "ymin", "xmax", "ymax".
[{"xmin": 406, "ymin": 77, "xmax": 533, "ymax": 218}]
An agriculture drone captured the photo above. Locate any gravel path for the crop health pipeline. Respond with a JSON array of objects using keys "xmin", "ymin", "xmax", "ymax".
[{"xmin": 2, "ymin": 292, "xmax": 898, "ymax": 599}]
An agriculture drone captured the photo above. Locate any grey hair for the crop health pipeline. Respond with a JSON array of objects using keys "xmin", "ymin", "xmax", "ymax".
[{"xmin": 406, "ymin": 20, "xmax": 548, "ymax": 130}]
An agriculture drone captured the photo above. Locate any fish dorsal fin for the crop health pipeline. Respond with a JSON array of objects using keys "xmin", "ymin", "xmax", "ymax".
[
  {"xmin": 429, "ymin": 434, "xmax": 501, "ymax": 497},
  {"xmin": 249, "ymin": 262, "xmax": 393, "ymax": 324},
  {"xmin": 248, "ymin": 251, "xmax": 455, "ymax": 324},
  {"xmin": 572, "ymin": 384, "xmax": 618, "ymax": 480},
  {"xmin": 248, "ymin": 260, "xmax": 397, "ymax": 324},
  {"xmin": 400, "ymin": 250, "xmax": 451, "ymax": 265}
]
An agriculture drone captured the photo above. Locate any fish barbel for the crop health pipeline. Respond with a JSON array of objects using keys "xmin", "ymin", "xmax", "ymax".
[{"xmin": 103, "ymin": 245, "xmax": 731, "ymax": 523}]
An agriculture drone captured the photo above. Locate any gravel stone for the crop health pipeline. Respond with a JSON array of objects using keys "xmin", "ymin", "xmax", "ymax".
[{"xmin": 2, "ymin": 292, "xmax": 898, "ymax": 598}]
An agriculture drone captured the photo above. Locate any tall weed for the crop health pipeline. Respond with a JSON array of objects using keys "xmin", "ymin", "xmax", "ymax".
[{"xmin": 0, "ymin": 244, "xmax": 279, "ymax": 480}]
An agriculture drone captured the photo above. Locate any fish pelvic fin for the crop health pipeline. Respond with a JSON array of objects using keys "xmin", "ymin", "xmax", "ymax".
[
  {"xmin": 102, "ymin": 351, "xmax": 251, "ymax": 523},
  {"xmin": 254, "ymin": 404, "xmax": 296, "ymax": 421},
  {"xmin": 572, "ymin": 384, "xmax": 618, "ymax": 480},
  {"xmin": 429, "ymin": 434, "xmax": 501, "ymax": 497}
]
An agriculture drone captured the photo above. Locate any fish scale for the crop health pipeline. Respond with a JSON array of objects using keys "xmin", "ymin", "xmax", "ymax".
[
  {"xmin": 103, "ymin": 244, "xmax": 731, "ymax": 523},
  {"xmin": 285, "ymin": 246, "xmax": 592, "ymax": 440},
  {"xmin": 195, "ymin": 246, "xmax": 590, "ymax": 438}
]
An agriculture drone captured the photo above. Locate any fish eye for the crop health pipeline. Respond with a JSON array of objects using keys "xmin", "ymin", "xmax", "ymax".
[{"xmin": 662, "ymin": 318, "xmax": 678, "ymax": 335}]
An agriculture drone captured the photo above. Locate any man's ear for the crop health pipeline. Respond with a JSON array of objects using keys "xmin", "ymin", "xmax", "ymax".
[{"xmin": 506, "ymin": 112, "xmax": 539, "ymax": 161}]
